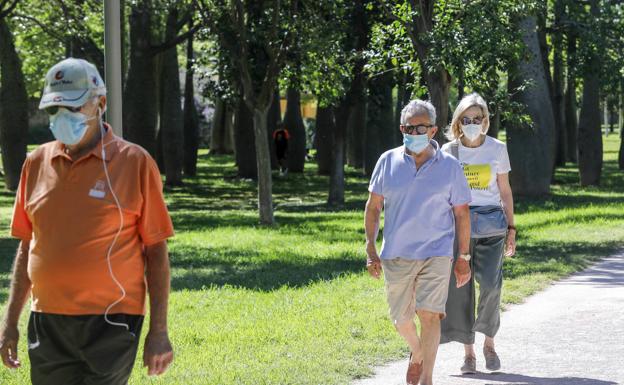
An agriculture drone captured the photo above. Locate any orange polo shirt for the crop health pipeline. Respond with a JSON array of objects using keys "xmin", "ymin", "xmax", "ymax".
[{"xmin": 10, "ymin": 126, "xmax": 174, "ymax": 315}]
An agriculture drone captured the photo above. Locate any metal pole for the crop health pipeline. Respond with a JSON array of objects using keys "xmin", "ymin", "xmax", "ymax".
[{"xmin": 104, "ymin": 0, "xmax": 123, "ymax": 136}]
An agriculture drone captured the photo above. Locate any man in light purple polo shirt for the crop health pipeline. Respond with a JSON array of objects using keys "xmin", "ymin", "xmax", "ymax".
[{"xmin": 365, "ymin": 99, "xmax": 472, "ymax": 385}]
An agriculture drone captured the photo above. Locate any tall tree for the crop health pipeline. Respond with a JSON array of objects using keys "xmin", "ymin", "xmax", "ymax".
[
  {"xmin": 159, "ymin": 6, "xmax": 185, "ymax": 185},
  {"xmin": 284, "ymin": 88, "xmax": 306, "ymax": 172},
  {"xmin": 552, "ymin": 0, "xmax": 567, "ymax": 167},
  {"xmin": 314, "ymin": 105, "xmax": 334, "ymax": 175},
  {"xmin": 577, "ymin": 0, "xmax": 602, "ymax": 186},
  {"xmin": 507, "ymin": 15, "xmax": 556, "ymax": 196},
  {"xmin": 198, "ymin": 0, "xmax": 296, "ymax": 224},
  {"xmin": 564, "ymin": 27, "xmax": 578, "ymax": 162},
  {"xmin": 0, "ymin": 7, "xmax": 27, "ymax": 191},
  {"xmin": 183, "ymin": 22, "xmax": 200, "ymax": 177}
]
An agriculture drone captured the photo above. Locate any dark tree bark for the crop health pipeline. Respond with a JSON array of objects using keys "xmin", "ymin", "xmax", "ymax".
[
  {"xmin": 619, "ymin": 80, "xmax": 624, "ymax": 170},
  {"xmin": 403, "ymin": 0, "xmax": 451, "ymax": 143},
  {"xmin": 365, "ymin": 71, "xmax": 394, "ymax": 176},
  {"xmin": 507, "ymin": 16, "xmax": 556, "ymax": 196},
  {"xmin": 315, "ymin": 105, "xmax": 334, "ymax": 175},
  {"xmin": 210, "ymin": 98, "xmax": 227, "ymax": 153},
  {"xmin": 159, "ymin": 7, "xmax": 184, "ymax": 185},
  {"xmin": 328, "ymin": 99, "xmax": 348, "ymax": 207},
  {"xmin": 394, "ymin": 70, "xmax": 411, "ymax": 145},
  {"xmin": 0, "ymin": 17, "xmax": 27, "ymax": 191},
  {"xmin": 577, "ymin": 0, "xmax": 602, "ymax": 186},
  {"xmin": 565, "ymin": 22, "xmax": 578, "ymax": 163},
  {"xmin": 346, "ymin": 86, "xmax": 366, "ymax": 169},
  {"xmin": 552, "ymin": 0, "xmax": 567, "ymax": 167},
  {"xmin": 267, "ymin": 88, "xmax": 280, "ymax": 170},
  {"xmin": 488, "ymin": 108, "xmax": 501, "ymax": 139},
  {"xmin": 233, "ymin": 98, "xmax": 257, "ymax": 179},
  {"xmin": 284, "ymin": 88, "xmax": 306, "ymax": 172},
  {"xmin": 123, "ymin": 3, "xmax": 158, "ymax": 155},
  {"xmin": 183, "ymin": 28, "xmax": 200, "ymax": 177}
]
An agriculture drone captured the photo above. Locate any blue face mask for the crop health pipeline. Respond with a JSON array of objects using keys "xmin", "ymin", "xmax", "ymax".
[
  {"xmin": 49, "ymin": 108, "xmax": 95, "ymax": 145},
  {"xmin": 403, "ymin": 132, "xmax": 430, "ymax": 154}
]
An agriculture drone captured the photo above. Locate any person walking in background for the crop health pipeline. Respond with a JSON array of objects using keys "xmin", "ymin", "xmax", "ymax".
[
  {"xmin": 273, "ymin": 122, "xmax": 290, "ymax": 175},
  {"xmin": 365, "ymin": 99, "xmax": 472, "ymax": 385},
  {"xmin": 440, "ymin": 93, "xmax": 517, "ymax": 375},
  {"xmin": 0, "ymin": 58, "xmax": 175, "ymax": 384}
]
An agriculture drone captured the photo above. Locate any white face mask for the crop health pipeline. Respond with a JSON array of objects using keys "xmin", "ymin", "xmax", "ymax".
[{"xmin": 461, "ymin": 124, "xmax": 484, "ymax": 142}]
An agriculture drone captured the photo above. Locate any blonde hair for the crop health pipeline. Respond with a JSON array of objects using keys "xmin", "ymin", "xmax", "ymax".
[{"xmin": 445, "ymin": 93, "xmax": 490, "ymax": 141}]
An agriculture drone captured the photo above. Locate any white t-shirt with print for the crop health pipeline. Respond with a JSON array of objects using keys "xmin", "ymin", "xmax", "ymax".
[{"xmin": 441, "ymin": 136, "xmax": 511, "ymax": 207}]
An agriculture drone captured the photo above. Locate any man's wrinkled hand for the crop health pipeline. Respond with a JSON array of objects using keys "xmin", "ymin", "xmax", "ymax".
[
  {"xmin": 454, "ymin": 259, "xmax": 471, "ymax": 288},
  {"xmin": 366, "ymin": 251, "xmax": 382, "ymax": 279},
  {"xmin": 0, "ymin": 324, "xmax": 20, "ymax": 369},
  {"xmin": 143, "ymin": 330, "xmax": 173, "ymax": 376}
]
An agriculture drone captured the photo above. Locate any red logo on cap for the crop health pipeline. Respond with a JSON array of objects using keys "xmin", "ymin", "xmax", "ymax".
[
  {"xmin": 54, "ymin": 71, "xmax": 64, "ymax": 80},
  {"xmin": 92, "ymin": 76, "xmax": 98, "ymax": 86},
  {"xmin": 53, "ymin": 96, "xmax": 63, "ymax": 102}
]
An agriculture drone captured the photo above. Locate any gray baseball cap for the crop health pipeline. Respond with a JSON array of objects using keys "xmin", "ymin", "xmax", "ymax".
[{"xmin": 39, "ymin": 58, "xmax": 106, "ymax": 110}]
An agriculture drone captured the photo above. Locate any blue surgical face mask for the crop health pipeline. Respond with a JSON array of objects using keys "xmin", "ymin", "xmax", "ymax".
[
  {"xmin": 49, "ymin": 108, "xmax": 95, "ymax": 145},
  {"xmin": 403, "ymin": 132, "xmax": 430, "ymax": 154}
]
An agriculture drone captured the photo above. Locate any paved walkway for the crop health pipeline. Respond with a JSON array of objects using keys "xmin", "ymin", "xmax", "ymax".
[{"xmin": 353, "ymin": 253, "xmax": 624, "ymax": 385}]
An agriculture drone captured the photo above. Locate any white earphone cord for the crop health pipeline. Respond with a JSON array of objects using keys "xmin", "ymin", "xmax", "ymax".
[{"xmin": 99, "ymin": 117, "xmax": 129, "ymax": 331}]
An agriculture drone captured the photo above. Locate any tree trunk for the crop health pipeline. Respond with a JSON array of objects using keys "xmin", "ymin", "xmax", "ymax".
[
  {"xmin": 552, "ymin": 0, "xmax": 567, "ymax": 167},
  {"xmin": 488, "ymin": 108, "xmax": 500, "ymax": 139},
  {"xmin": 565, "ymin": 27, "xmax": 578, "ymax": 163},
  {"xmin": 366, "ymin": 71, "xmax": 394, "ymax": 176},
  {"xmin": 507, "ymin": 16, "xmax": 556, "ymax": 196},
  {"xmin": 159, "ymin": 8, "xmax": 184, "ymax": 186},
  {"xmin": 123, "ymin": 3, "xmax": 158, "ymax": 155},
  {"xmin": 210, "ymin": 98, "xmax": 227, "ymax": 154},
  {"xmin": 315, "ymin": 105, "xmax": 334, "ymax": 175},
  {"xmin": 577, "ymin": 0, "xmax": 602, "ymax": 186},
  {"xmin": 394, "ymin": 71, "xmax": 411, "ymax": 145},
  {"xmin": 267, "ymin": 88, "xmax": 280, "ymax": 170},
  {"xmin": 619, "ymin": 81, "xmax": 624, "ymax": 170},
  {"xmin": 346, "ymin": 93, "xmax": 365, "ymax": 169},
  {"xmin": 0, "ymin": 18, "xmax": 28, "ymax": 191},
  {"xmin": 284, "ymin": 88, "xmax": 306, "ymax": 172},
  {"xmin": 183, "ymin": 29, "xmax": 200, "ymax": 177},
  {"xmin": 410, "ymin": 1, "xmax": 451, "ymax": 144},
  {"xmin": 252, "ymin": 107, "xmax": 274, "ymax": 224},
  {"xmin": 233, "ymin": 98, "xmax": 257, "ymax": 178},
  {"xmin": 328, "ymin": 100, "xmax": 348, "ymax": 206}
]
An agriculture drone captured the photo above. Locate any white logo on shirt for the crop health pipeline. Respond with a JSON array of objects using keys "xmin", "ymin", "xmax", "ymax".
[{"xmin": 89, "ymin": 180, "xmax": 107, "ymax": 199}]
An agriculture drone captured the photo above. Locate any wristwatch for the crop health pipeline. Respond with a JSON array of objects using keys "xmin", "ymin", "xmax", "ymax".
[{"xmin": 459, "ymin": 253, "xmax": 471, "ymax": 262}]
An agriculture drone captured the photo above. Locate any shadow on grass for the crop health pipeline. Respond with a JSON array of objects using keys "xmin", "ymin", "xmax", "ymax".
[
  {"xmin": 0, "ymin": 237, "xmax": 20, "ymax": 304},
  {"xmin": 170, "ymin": 250, "xmax": 362, "ymax": 291},
  {"xmin": 504, "ymin": 240, "xmax": 621, "ymax": 280}
]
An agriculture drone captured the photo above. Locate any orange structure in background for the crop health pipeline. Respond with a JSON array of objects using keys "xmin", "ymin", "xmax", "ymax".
[{"xmin": 280, "ymin": 98, "xmax": 317, "ymax": 119}]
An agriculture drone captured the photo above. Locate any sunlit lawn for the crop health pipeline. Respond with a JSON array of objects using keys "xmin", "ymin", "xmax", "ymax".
[{"xmin": 0, "ymin": 135, "xmax": 622, "ymax": 384}]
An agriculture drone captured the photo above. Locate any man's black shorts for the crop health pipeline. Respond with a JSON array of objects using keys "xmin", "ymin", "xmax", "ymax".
[{"xmin": 27, "ymin": 312, "xmax": 143, "ymax": 385}]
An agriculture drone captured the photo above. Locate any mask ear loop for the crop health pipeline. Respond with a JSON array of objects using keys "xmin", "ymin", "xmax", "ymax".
[{"xmin": 99, "ymin": 107, "xmax": 130, "ymax": 332}]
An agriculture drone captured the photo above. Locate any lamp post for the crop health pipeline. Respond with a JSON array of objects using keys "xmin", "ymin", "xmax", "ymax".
[{"xmin": 104, "ymin": 0, "xmax": 123, "ymax": 136}]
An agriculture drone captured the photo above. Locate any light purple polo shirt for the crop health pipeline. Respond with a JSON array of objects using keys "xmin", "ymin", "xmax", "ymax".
[{"xmin": 368, "ymin": 140, "xmax": 471, "ymax": 260}]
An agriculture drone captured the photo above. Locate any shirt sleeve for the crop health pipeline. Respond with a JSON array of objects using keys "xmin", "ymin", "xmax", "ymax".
[
  {"xmin": 368, "ymin": 154, "xmax": 386, "ymax": 196},
  {"xmin": 449, "ymin": 161, "xmax": 472, "ymax": 207},
  {"xmin": 497, "ymin": 143, "xmax": 512, "ymax": 174},
  {"xmin": 138, "ymin": 155, "xmax": 175, "ymax": 246},
  {"xmin": 10, "ymin": 157, "xmax": 33, "ymax": 241}
]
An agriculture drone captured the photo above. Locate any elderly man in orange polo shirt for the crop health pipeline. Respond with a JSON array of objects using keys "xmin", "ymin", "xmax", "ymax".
[{"xmin": 0, "ymin": 58, "xmax": 175, "ymax": 384}]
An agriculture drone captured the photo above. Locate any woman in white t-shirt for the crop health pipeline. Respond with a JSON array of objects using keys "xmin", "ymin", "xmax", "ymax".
[{"xmin": 440, "ymin": 93, "xmax": 516, "ymax": 375}]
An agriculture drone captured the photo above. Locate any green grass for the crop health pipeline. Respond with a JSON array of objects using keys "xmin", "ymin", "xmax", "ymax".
[{"xmin": 0, "ymin": 135, "xmax": 623, "ymax": 384}]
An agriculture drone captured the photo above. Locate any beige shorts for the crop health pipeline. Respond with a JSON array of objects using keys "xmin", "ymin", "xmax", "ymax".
[{"xmin": 381, "ymin": 256, "xmax": 453, "ymax": 324}]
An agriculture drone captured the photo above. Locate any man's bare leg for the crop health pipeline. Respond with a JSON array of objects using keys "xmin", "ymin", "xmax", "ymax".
[
  {"xmin": 416, "ymin": 310, "xmax": 441, "ymax": 385},
  {"xmin": 395, "ymin": 320, "xmax": 423, "ymax": 364}
]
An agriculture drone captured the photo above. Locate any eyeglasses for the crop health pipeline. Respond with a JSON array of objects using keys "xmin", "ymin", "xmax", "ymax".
[
  {"xmin": 45, "ymin": 105, "xmax": 83, "ymax": 115},
  {"xmin": 404, "ymin": 124, "xmax": 433, "ymax": 135},
  {"xmin": 461, "ymin": 116, "xmax": 483, "ymax": 125}
]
